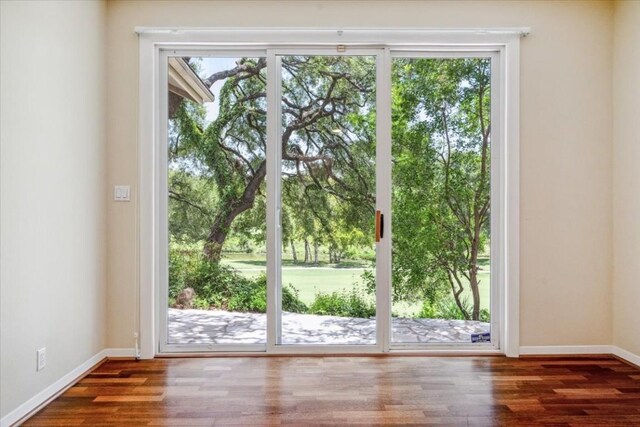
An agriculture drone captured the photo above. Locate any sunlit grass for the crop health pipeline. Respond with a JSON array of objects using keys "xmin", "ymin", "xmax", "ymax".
[{"xmin": 221, "ymin": 254, "xmax": 490, "ymax": 317}]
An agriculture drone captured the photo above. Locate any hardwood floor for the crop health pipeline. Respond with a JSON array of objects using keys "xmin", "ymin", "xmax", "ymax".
[{"xmin": 23, "ymin": 355, "xmax": 640, "ymax": 426}]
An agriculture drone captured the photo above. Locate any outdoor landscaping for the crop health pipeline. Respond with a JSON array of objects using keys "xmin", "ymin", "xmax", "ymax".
[{"xmin": 167, "ymin": 55, "xmax": 492, "ymax": 344}]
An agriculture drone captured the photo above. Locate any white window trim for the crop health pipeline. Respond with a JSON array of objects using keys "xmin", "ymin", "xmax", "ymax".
[{"xmin": 137, "ymin": 28, "xmax": 525, "ymax": 359}]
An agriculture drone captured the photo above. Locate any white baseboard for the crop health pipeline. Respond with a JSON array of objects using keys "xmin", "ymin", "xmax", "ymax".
[
  {"xmin": 105, "ymin": 347, "xmax": 137, "ymax": 358},
  {"xmin": 519, "ymin": 345, "xmax": 640, "ymax": 368},
  {"xmin": 0, "ymin": 348, "xmax": 136, "ymax": 427},
  {"xmin": 613, "ymin": 346, "xmax": 640, "ymax": 367},
  {"xmin": 519, "ymin": 345, "xmax": 613, "ymax": 355}
]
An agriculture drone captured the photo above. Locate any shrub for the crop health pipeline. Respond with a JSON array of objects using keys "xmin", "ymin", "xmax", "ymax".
[
  {"xmin": 281, "ymin": 281, "xmax": 308, "ymax": 314},
  {"xmin": 417, "ymin": 301, "xmax": 437, "ymax": 319},
  {"xmin": 227, "ymin": 278, "xmax": 267, "ymax": 312},
  {"xmin": 169, "ymin": 241, "xmax": 202, "ymax": 299},
  {"xmin": 226, "ymin": 275, "xmax": 307, "ymax": 314},
  {"xmin": 308, "ymin": 287, "xmax": 375, "ymax": 318},
  {"xmin": 192, "ymin": 296, "xmax": 212, "ymax": 310},
  {"xmin": 359, "ymin": 269, "xmax": 376, "ymax": 296},
  {"xmin": 418, "ymin": 296, "xmax": 467, "ymax": 320},
  {"xmin": 169, "ymin": 243, "xmax": 307, "ymax": 313},
  {"xmin": 189, "ymin": 260, "xmax": 249, "ymax": 306},
  {"xmin": 435, "ymin": 297, "xmax": 468, "ymax": 320},
  {"xmin": 418, "ymin": 296, "xmax": 491, "ymax": 322}
]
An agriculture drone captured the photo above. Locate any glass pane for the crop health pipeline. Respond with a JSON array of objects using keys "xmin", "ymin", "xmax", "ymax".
[
  {"xmin": 279, "ymin": 55, "xmax": 377, "ymax": 345},
  {"xmin": 167, "ymin": 56, "xmax": 268, "ymax": 345},
  {"xmin": 391, "ymin": 57, "xmax": 492, "ymax": 344}
]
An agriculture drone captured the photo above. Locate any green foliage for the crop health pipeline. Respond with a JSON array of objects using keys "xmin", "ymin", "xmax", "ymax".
[
  {"xmin": 185, "ymin": 257, "xmax": 249, "ymax": 309},
  {"xmin": 360, "ymin": 269, "xmax": 376, "ymax": 296},
  {"xmin": 278, "ymin": 56, "xmax": 377, "ymax": 266},
  {"xmin": 417, "ymin": 296, "xmax": 491, "ymax": 322},
  {"xmin": 227, "ymin": 275, "xmax": 308, "ymax": 314},
  {"xmin": 169, "ymin": 242, "xmax": 306, "ymax": 313},
  {"xmin": 169, "ymin": 58, "xmax": 268, "ymax": 262},
  {"xmin": 418, "ymin": 297, "xmax": 467, "ymax": 320},
  {"xmin": 308, "ymin": 287, "xmax": 375, "ymax": 318},
  {"xmin": 168, "ymin": 101, "xmax": 217, "ymax": 243},
  {"xmin": 168, "ymin": 56, "xmax": 493, "ymax": 320},
  {"xmin": 281, "ymin": 282, "xmax": 309, "ymax": 314},
  {"xmin": 419, "ymin": 297, "xmax": 467, "ymax": 320},
  {"xmin": 169, "ymin": 171, "xmax": 218, "ymax": 242},
  {"xmin": 391, "ymin": 57, "xmax": 492, "ymax": 319},
  {"xmin": 226, "ymin": 276, "xmax": 267, "ymax": 313},
  {"xmin": 168, "ymin": 242, "xmax": 202, "ymax": 299},
  {"xmin": 171, "ymin": 242, "xmax": 489, "ymax": 321}
]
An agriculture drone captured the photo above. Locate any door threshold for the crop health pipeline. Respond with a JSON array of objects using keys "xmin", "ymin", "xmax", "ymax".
[{"xmin": 155, "ymin": 349, "xmax": 504, "ymax": 358}]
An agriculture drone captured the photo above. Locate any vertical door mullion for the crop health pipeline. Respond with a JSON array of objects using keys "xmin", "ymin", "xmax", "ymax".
[
  {"xmin": 490, "ymin": 51, "xmax": 502, "ymax": 351},
  {"xmin": 266, "ymin": 52, "xmax": 282, "ymax": 350},
  {"xmin": 158, "ymin": 50, "xmax": 170, "ymax": 353},
  {"xmin": 376, "ymin": 48, "xmax": 392, "ymax": 352}
]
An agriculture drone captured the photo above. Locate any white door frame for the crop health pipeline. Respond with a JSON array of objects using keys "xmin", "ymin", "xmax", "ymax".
[
  {"xmin": 157, "ymin": 49, "xmax": 270, "ymax": 354},
  {"xmin": 266, "ymin": 48, "xmax": 388, "ymax": 354},
  {"xmin": 137, "ymin": 28, "xmax": 525, "ymax": 358},
  {"xmin": 387, "ymin": 50, "xmax": 501, "ymax": 353}
]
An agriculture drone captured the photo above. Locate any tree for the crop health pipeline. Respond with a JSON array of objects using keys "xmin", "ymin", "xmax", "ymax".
[
  {"xmin": 391, "ymin": 58, "xmax": 491, "ymax": 320},
  {"xmin": 169, "ymin": 55, "xmax": 492, "ymax": 321},
  {"xmin": 170, "ymin": 56, "xmax": 377, "ymax": 262}
]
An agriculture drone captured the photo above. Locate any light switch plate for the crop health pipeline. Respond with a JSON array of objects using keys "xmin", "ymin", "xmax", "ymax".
[
  {"xmin": 37, "ymin": 347, "xmax": 46, "ymax": 371},
  {"xmin": 114, "ymin": 185, "xmax": 130, "ymax": 201}
]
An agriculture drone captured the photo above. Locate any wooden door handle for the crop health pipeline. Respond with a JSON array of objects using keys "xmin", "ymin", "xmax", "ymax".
[{"xmin": 375, "ymin": 210, "xmax": 383, "ymax": 242}]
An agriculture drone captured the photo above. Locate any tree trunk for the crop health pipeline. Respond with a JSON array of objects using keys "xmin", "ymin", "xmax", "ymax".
[
  {"xmin": 439, "ymin": 77, "xmax": 490, "ymax": 323},
  {"xmin": 468, "ymin": 234, "xmax": 481, "ymax": 321},
  {"xmin": 304, "ymin": 239, "xmax": 310, "ymax": 263},
  {"xmin": 290, "ymin": 239, "xmax": 297, "ymax": 263},
  {"xmin": 203, "ymin": 221, "xmax": 227, "ymax": 262},
  {"xmin": 313, "ymin": 240, "xmax": 319, "ymax": 265},
  {"xmin": 203, "ymin": 161, "xmax": 266, "ymax": 262},
  {"xmin": 469, "ymin": 269, "xmax": 481, "ymax": 321},
  {"xmin": 446, "ymin": 268, "xmax": 471, "ymax": 320},
  {"xmin": 467, "ymin": 80, "xmax": 490, "ymax": 321}
]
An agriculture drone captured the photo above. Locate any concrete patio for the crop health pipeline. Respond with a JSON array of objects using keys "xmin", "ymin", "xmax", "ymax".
[{"xmin": 168, "ymin": 308, "xmax": 490, "ymax": 345}]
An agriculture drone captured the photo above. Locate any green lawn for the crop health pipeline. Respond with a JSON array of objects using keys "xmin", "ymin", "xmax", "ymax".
[
  {"xmin": 221, "ymin": 254, "xmax": 491, "ymax": 317},
  {"xmin": 221, "ymin": 256, "xmax": 369, "ymax": 301}
]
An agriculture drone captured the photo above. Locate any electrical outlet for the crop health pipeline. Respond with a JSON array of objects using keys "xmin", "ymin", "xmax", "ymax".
[{"xmin": 37, "ymin": 347, "xmax": 46, "ymax": 371}]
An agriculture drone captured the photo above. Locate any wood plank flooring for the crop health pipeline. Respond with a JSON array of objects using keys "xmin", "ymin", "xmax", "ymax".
[{"xmin": 23, "ymin": 355, "xmax": 640, "ymax": 426}]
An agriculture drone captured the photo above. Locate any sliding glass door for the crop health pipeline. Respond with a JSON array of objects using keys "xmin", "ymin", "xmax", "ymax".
[
  {"xmin": 159, "ymin": 47, "xmax": 499, "ymax": 353},
  {"xmin": 162, "ymin": 53, "xmax": 269, "ymax": 350},
  {"xmin": 390, "ymin": 54, "xmax": 497, "ymax": 347},
  {"xmin": 275, "ymin": 53, "xmax": 379, "ymax": 346}
]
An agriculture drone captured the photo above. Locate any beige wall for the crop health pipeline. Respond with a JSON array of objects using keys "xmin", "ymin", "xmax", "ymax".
[
  {"xmin": 0, "ymin": 0, "xmax": 107, "ymax": 419},
  {"xmin": 107, "ymin": 0, "xmax": 614, "ymax": 349},
  {"xmin": 613, "ymin": 0, "xmax": 640, "ymax": 357},
  {"xmin": 0, "ymin": 0, "xmax": 631, "ymax": 420}
]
